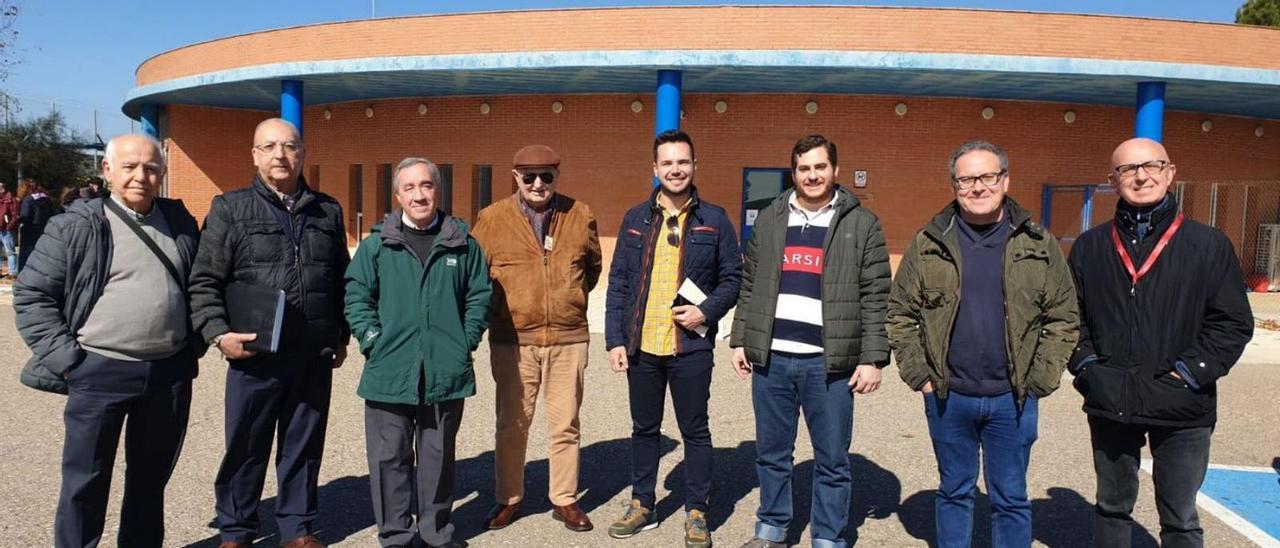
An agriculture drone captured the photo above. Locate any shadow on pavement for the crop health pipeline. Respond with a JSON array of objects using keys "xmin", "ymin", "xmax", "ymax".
[
  {"xmin": 452, "ymin": 435, "xmax": 673, "ymax": 542},
  {"xmin": 180, "ymin": 436, "xmax": 662, "ymax": 547},
  {"xmin": 656, "ymin": 440, "xmax": 759, "ymax": 531},
  {"xmin": 899, "ymin": 485, "xmax": 1157, "ymax": 547}
]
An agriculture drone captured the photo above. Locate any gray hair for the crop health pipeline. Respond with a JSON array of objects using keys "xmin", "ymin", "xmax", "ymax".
[
  {"xmin": 104, "ymin": 133, "xmax": 167, "ymax": 171},
  {"xmin": 393, "ymin": 157, "xmax": 442, "ymax": 188},
  {"xmin": 948, "ymin": 140, "xmax": 1008, "ymax": 180}
]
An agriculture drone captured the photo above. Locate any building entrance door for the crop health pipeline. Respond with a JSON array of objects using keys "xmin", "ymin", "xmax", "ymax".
[{"xmin": 741, "ymin": 168, "xmax": 793, "ymax": 244}]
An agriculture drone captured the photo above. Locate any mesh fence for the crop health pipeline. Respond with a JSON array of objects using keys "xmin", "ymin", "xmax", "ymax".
[{"xmin": 1043, "ymin": 181, "xmax": 1280, "ymax": 322}]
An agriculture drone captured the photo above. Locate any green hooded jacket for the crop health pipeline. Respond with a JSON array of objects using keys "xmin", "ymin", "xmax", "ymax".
[
  {"xmin": 344, "ymin": 210, "xmax": 492, "ymax": 405},
  {"xmin": 887, "ymin": 198, "xmax": 1079, "ymax": 405}
]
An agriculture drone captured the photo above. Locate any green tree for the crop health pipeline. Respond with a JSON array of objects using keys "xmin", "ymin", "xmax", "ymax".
[
  {"xmin": 0, "ymin": 111, "xmax": 97, "ymax": 196},
  {"xmin": 1237, "ymin": 0, "xmax": 1280, "ymax": 27}
]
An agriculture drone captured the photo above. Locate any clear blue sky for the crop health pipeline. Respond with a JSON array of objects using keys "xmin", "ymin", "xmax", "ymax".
[{"xmin": 2, "ymin": 0, "xmax": 1241, "ymax": 139}]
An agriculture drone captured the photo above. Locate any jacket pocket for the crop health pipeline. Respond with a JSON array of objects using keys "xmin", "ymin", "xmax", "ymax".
[
  {"xmin": 1074, "ymin": 361, "xmax": 1126, "ymax": 416},
  {"xmin": 243, "ymin": 222, "xmax": 287, "ymax": 264},
  {"xmin": 1136, "ymin": 373, "xmax": 1212, "ymax": 422},
  {"xmin": 304, "ymin": 220, "xmax": 339, "ymax": 264}
]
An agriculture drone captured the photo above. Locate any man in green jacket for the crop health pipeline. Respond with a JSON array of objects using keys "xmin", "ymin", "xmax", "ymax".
[
  {"xmin": 729, "ymin": 135, "xmax": 891, "ymax": 548},
  {"xmin": 344, "ymin": 157, "xmax": 492, "ymax": 548},
  {"xmin": 886, "ymin": 140, "xmax": 1078, "ymax": 548}
]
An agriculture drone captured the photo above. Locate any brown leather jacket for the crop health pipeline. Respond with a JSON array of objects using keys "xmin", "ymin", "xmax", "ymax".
[{"xmin": 473, "ymin": 193, "xmax": 602, "ymax": 345}]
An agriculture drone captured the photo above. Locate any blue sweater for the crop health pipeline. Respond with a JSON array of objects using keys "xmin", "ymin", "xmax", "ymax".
[{"xmin": 947, "ymin": 215, "xmax": 1011, "ymax": 396}]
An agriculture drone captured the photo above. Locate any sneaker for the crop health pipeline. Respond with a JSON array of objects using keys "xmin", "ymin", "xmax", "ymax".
[
  {"xmin": 608, "ymin": 499, "xmax": 658, "ymax": 539},
  {"xmin": 685, "ymin": 509, "xmax": 712, "ymax": 548},
  {"xmin": 738, "ymin": 537, "xmax": 785, "ymax": 548}
]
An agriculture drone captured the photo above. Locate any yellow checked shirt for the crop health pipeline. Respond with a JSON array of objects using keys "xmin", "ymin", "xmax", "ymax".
[{"xmin": 639, "ymin": 204, "xmax": 689, "ymax": 356}]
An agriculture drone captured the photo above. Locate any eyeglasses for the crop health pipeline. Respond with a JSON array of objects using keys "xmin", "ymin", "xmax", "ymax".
[
  {"xmin": 254, "ymin": 141, "xmax": 301, "ymax": 155},
  {"xmin": 1111, "ymin": 160, "xmax": 1170, "ymax": 179},
  {"xmin": 666, "ymin": 214, "xmax": 680, "ymax": 247},
  {"xmin": 520, "ymin": 172, "xmax": 556, "ymax": 186},
  {"xmin": 953, "ymin": 170, "xmax": 1007, "ymax": 190}
]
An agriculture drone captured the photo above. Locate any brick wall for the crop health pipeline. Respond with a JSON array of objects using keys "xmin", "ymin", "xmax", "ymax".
[
  {"xmin": 138, "ymin": 7, "xmax": 1280, "ymax": 85},
  {"xmin": 165, "ymin": 94, "xmax": 1279, "ymax": 267}
]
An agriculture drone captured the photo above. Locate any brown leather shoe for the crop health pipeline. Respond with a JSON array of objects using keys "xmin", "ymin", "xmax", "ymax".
[
  {"xmin": 552, "ymin": 502, "xmax": 594, "ymax": 532},
  {"xmin": 217, "ymin": 542, "xmax": 250, "ymax": 548},
  {"xmin": 279, "ymin": 534, "xmax": 325, "ymax": 548},
  {"xmin": 485, "ymin": 502, "xmax": 521, "ymax": 530}
]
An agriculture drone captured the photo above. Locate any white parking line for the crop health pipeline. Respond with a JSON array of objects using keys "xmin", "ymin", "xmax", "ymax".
[{"xmin": 1140, "ymin": 459, "xmax": 1280, "ymax": 548}]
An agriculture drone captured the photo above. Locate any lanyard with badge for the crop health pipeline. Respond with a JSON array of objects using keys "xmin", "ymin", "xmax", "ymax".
[{"xmin": 1110, "ymin": 212, "xmax": 1184, "ymax": 296}]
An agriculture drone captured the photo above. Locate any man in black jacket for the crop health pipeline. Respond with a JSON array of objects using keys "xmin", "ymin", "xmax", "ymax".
[
  {"xmin": 189, "ymin": 118, "xmax": 350, "ymax": 548},
  {"xmin": 15, "ymin": 134, "xmax": 202, "ymax": 548},
  {"xmin": 1068, "ymin": 137, "xmax": 1253, "ymax": 548}
]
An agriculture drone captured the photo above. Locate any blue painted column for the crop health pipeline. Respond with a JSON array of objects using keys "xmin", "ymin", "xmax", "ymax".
[
  {"xmin": 1135, "ymin": 81, "xmax": 1165, "ymax": 142},
  {"xmin": 140, "ymin": 105, "xmax": 160, "ymax": 138},
  {"xmin": 654, "ymin": 70, "xmax": 682, "ymax": 187},
  {"xmin": 655, "ymin": 70, "xmax": 682, "ymax": 135},
  {"xmin": 282, "ymin": 80, "xmax": 304, "ymax": 137}
]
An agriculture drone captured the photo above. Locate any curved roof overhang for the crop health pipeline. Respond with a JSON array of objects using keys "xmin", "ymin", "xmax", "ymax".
[{"xmin": 123, "ymin": 48, "xmax": 1280, "ymax": 120}]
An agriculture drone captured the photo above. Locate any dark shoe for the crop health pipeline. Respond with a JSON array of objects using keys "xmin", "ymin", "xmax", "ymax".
[
  {"xmin": 280, "ymin": 534, "xmax": 325, "ymax": 548},
  {"xmin": 685, "ymin": 509, "xmax": 711, "ymax": 548},
  {"xmin": 218, "ymin": 542, "xmax": 250, "ymax": 548},
  {"xmin": 552, "ymin": 502, "xmax": 594, "ymax": 532},
  {"xmin": 608, "ymin": 499, "xmax": 657, "ymax": 539},
  {"xmin": 485, "ymin": 502, "xmax": 521, "ymax": 530}
]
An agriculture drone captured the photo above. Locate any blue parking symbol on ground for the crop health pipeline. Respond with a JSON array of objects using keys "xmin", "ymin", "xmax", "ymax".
[{"xmin": 1198, "ymin": 465, "xmax": 1280, "ymax": 545}]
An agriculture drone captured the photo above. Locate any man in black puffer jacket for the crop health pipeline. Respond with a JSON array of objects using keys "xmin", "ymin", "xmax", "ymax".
[
  {"xmin": 188, "ymin": 118, "xmax": 350, "ymax": 548},
  {"xmin": 16, "ymin": 134, "xmax": 202, "ymax": 548},
  {"xmin": 1068, "ymin": 138, "xmax": 1253, "ymax": 548}
]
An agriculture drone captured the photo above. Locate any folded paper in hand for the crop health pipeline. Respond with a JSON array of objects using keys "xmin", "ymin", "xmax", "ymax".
[{"xmin": 674, "ymin": 278, "xmax": 710, "ymax": 337}]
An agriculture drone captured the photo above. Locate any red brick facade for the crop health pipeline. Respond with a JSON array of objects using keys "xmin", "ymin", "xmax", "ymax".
[{"xmin": 164, "ymin": 94, "xmax": 1279, "ymax": 265}]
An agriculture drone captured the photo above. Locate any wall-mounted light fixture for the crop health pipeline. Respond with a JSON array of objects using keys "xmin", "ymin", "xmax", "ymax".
[
  {"xmin": 480, "ymin": 102, "xmax": 491, "ymax": 115},
  {"xmin": 714, "ymin": 100, "xmax": 728, "ymax": 114},
  {"xmin": 805, "ymin": 101, "xmax": 818, "ymax": 114},
  {"xmin": 631, "ymin": 100, "xmax": 643, "ymax": 113},
  {"xmin": 981, "ymin": 107, "xmax": 995, "ymax": 120},
  {"xmin": 552, "ymin": 101, "xmax": 563, "ymax": 114},
  {"xmin": 894, "ymin": 103, "xmax": 908, "ymax": 117},
  {"xmin": 1063, "ymin": 110, "xmax": 1077, "ymax": 124}
]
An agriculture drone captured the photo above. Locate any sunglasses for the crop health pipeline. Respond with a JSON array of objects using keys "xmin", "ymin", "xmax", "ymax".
[
  {"xmin": 520, "ymin": 172, "xmax": 556, "ymax": 186},
  {"xmin": 666, "ymin": 215, "xmax": 680, "ymax": 247}
]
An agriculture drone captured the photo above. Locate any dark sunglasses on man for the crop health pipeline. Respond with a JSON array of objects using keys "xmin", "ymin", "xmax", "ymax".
[{"xmin": 521, "ymin": 172, "xmax": 556, "ymax": 185}]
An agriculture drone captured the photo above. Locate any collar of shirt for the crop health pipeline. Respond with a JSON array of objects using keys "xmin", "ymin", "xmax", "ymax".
[
  {"xmin": 787, "ymin": 191, "xmax": 838, "ymax": 221},
  {"xmin": 401, "ymin": 211, "xmax": 440, "ymax": 232},
  {"xmin": 110, "ymin": 194, "xmax": 156, "ymax": 221},
  {"xmin": 654, "ymin": 194, "xmax": 693, "ymax": 218}
]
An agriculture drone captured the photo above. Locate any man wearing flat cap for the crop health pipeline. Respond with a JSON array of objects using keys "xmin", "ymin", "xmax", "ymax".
[{"xmin": 472, "ymin": 144, "xmax": 602, "ymax": 532}]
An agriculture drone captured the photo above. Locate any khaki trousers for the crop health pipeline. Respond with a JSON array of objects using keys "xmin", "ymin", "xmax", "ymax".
[{"xmin": 490, "ymin": 341, "xmax": 588, "ymax": 506}]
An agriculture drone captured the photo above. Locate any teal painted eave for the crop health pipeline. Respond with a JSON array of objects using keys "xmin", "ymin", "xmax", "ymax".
[{"xmin": 123, "ymin": 49, "xmax": 1280, "ymax": 120}]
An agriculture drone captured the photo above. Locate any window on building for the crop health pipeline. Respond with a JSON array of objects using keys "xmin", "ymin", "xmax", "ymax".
[
  {"xmin": 438, "ymin": 164, "xmax": 454, "ymax": 214},
  {"xmin": 379, "ymin": 163, "xmax": 393, "ymax": 214},
  {"xmin": 349, "ymin": 164, "xmax": 364, "ymax": 237},
  {"xmin": 472, "ymin": 164, "xmax": 493, "ymax": 221}
]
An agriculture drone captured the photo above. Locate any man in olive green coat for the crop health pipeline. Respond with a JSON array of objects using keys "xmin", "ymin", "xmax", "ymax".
[
  {"xmin": 344, "ymin": 157, "xmax": 491, "ymax": 548},
  {"xmin": 886, "ymin": 140, "xmax": 1078, "ymax": 548}
]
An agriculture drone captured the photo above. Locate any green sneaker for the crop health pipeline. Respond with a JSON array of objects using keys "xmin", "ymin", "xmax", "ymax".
[
  {"xmin": 608, "ymin": 499, "xmax": 657, "ymax": 539},
  {"xmin": 685, "ymin": 509, "xmax": 712, "ymax": 548}
]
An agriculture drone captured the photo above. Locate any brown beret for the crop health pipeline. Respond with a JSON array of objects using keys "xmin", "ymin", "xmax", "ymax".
[{"xmin": 513, "ymin": 144, "xmax": 560, "ymax": 169}]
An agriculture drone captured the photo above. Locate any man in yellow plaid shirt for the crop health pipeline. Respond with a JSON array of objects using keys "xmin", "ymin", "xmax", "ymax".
[{"xmin": 604, "ymin": 130, "xmax": 742, "ymax": 548}]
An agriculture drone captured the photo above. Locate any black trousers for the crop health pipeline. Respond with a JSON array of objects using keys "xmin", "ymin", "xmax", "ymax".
[
  {"xmin": 55, "ymin": 350, "xmax": 193, "ymax": 548},
  {"xmin": 365, "ymin": 399, "xmax": 464, "ymax": 547},
  {"xmin": 1089, "ymin": 416, "xmax": 1214, "ymax": 548},
  {"xmin": 627, "ymin": 350, "xmax": 714, "ymax": 513},
  {"xmin": 215, "ymin": 356, "xmax": 333, "ymax": 544}
]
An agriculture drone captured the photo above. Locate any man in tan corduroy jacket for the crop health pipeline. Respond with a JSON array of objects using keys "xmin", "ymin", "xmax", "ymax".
[{"xmin": 471, "ymin": 144, "xmax": 602, "ymax": 533}]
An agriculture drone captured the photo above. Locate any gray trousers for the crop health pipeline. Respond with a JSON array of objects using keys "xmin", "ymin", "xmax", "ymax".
[{"xmin": 365, "ymin": 399, "xmax": 464, "ymax": 547}]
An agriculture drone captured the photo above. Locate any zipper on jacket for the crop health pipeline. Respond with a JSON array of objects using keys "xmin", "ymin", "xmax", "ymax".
[{"xmin": 628, "ymin": 211, "xmax": 661, "ymax": 356}]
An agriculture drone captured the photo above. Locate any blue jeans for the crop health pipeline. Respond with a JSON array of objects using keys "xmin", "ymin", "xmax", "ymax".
[
  {"xmin": 924, "ymin": 391, "xmax": 1039, "ymax": 548},
  {"xmin": 752, "ymin": 352, "xmax": 853, "ymax": 548},
  {"xmin": 1, "ymin": 230, "xmax": 15, "ymax": 274}
]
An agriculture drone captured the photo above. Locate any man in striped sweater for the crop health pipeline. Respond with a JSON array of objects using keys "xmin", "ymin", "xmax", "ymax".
[{"xmin": 730, "ymin": 135, "xmax": 892, "ymax": 548}]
